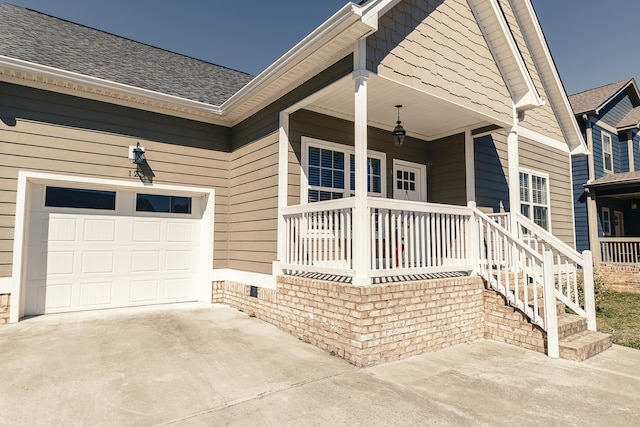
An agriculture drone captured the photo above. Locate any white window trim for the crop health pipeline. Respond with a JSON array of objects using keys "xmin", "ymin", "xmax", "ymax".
[
  {"xmin": 519, "ymin": 167, "xmax": 551, "ymax": 232},
  {"xmin": 602, "ymin": 131, "xmax": 613, "ymax": 173},
  {"xmin": 601, "ymin": 207, "xmax": 611, "ymax": 236},
  {"xmin": 300, "ymin": 136, "xmax": 386, "ymax": 203}
]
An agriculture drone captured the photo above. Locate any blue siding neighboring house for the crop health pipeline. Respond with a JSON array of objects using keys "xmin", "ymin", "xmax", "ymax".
[{"xmin": 569, "ymin": 79, "xmax": 640, "ymax": 265}]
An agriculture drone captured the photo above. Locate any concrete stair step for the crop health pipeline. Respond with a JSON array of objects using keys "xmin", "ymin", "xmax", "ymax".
[{"xmin": 559, "ymin": 330, "xmax": 612, "ymax": 362}]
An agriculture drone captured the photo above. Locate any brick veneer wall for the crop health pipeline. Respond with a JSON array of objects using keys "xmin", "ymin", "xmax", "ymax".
[
  {"xmin": 0, "ymin": 294, "xmax": 9, "ymax": 325},
  {"xmin": 599, "ymin": 265, "xmax": 640, "ymax": 294},
  {"xmin": 213, "ymin": 276, "xmax": 486, "ymax": 367},
  {"xmin": 483, "ymin": 290, "xmax": 546, "ymax": 354}
]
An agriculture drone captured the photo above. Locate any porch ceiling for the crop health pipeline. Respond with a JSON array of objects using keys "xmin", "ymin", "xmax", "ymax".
[{"xmin": 303, "ymin": 74, "xmax": 501, "ymax": 141}]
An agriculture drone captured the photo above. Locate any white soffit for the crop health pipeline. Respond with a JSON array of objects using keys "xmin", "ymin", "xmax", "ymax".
[
  {"xmin": 467, "ymin": 0, "xmax": 543, "ymax": 112},
  {"xmin": 223, "ymin": 3, "xmax": 376, "ymax": 125}
]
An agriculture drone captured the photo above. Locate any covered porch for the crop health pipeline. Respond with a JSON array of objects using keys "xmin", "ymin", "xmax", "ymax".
[
  {"xmin": 270, "ymin": 43, "xmax": 596, "ymax": 357},
  {"xmin": 584, "ymin": 172, "xmax": 640, "ymax": 265}
]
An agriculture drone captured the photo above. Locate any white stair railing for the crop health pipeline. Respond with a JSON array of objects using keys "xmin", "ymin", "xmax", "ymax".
[
  {"xmin": 473, "ymin": 206, "xmax": 560, "ymax": 357},
  {"xmin": 513, "ymin": 213, "xmax": 596, "ymax": 331},
  {"xmin": 474, "ymin": 206, "xmax": 547, "ymax": 328}
]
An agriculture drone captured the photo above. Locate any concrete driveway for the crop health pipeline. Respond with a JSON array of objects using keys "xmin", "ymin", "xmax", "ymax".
[{"xmin": 0, "ymin": 303, "xmax": 639, "ymax": 426}]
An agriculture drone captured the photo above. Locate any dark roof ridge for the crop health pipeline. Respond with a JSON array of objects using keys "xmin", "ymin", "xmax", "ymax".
[{"xmin": 1, "ymin": 3, "xmax": 253, "ymax": 78}]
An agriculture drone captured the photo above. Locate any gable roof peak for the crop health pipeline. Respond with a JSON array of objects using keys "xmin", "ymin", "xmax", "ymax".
[{"xmin": 568, "ymin": 78, "xmax": 639, "ymax": 116}]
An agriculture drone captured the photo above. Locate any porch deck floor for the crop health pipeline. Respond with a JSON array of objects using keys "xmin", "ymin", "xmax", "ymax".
[{"xmin": 285, "ymin": 270, "xmax": 469, "ymax": 284}]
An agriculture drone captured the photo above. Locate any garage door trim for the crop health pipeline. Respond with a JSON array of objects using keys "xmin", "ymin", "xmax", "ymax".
[{"xmin": 11, "ymin": 171, "xmax": 215, "ymax": 321}]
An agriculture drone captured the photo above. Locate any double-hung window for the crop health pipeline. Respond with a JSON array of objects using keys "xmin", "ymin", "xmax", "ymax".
[
  {"xmin": 302, "ymin": 137, "xmax": 385, "ymax": 203},
  {"xmin": 519, "ymin": 169, "xmax": 550, "ymax": 230},
  {"xmin": 602, "ymin": 131, "xmax": 613, "ymax": 173}
]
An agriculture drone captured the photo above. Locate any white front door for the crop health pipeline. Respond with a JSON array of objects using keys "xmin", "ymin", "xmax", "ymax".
[{"xmin": 393, "ymin": 159, "xmax": 427, "ymax": 202}]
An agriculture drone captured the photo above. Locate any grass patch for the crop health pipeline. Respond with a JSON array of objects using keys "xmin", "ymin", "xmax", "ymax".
[{"xmin": 596, "ymin": 291, "xmax": 640, "ymax": 350}]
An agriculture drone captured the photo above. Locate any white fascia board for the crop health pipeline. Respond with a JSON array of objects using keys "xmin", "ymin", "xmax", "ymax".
[
  {"xmin": 0, "ymin": 55, "xmax": 223, "ymax": 116},
  {"xmin": 360, "ymin": 0, "xmax": 401, "ymax": 28},
  {"xmin": 518, "ymin": 127, "xmax": 569, "ymax": 154},
  {"xmin": 468, "ymin": 0, "xmax": 543, "ymax": 112},
  {"xmin": 513, "ymin": 0, "xmax": 587, "ymax": 155},
  {"xmin": 221, "ymin": 3, "xmax": 371, "ymax": 112}
]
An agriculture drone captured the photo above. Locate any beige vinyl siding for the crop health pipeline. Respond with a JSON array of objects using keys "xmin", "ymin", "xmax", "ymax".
[
  {"xmin": 367, "ymin": 0, "xmax": 512, "ymax": 125},
  {"xmin": 497, "ymin": 0, "xmax": 564, "ymax": 142},
  {"xmin": 0, "ymin": 82, "xmax": 231, "ymax": 276},
  {"xmin": 227, "ymin": 132, "xmax": 279, "ymax": 275},
  {"xmin": 232, "ymin": 55, "xmax": 353, "ymax": 151},
  {"xmin": 519, "ymin": 137, "xmax": 575, "ymax": 247}
]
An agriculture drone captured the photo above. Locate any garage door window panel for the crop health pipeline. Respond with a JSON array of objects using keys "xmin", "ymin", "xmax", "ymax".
[
  {"xmin": 45, "ymin": 187, "xmax": 116, "ymax": 210},
  {"xmin": 136, "ymin": 194, "xmax": 192, "ymax": 214}
]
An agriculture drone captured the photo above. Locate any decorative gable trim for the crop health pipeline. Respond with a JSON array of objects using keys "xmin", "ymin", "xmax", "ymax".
[
  {"xmin": 467, "ymin": 0, "xmax": 544, "ymax": 112},
  {"xmin": 509, "ymin": 0, "xmax": 587, "ymax": 156}
]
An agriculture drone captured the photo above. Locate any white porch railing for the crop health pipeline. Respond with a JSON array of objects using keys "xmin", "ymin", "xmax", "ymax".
[
  {"xmin": 281, "ymin": 199, "xmax": 597, "ymax": 357},
  {"xmin": 281, "ymin": 198, "xmax": 356, "ymax": 276},
  {"xmin": 367, "ymin": 199, "xmax": 473, "ymax": 277},
  {"xmin": 280, "ymin": 198, "xmax": 474, "ymax": 277},
  {"xmin": 600, "ymin": 238, "xmax": 640, "ymax": 264}
]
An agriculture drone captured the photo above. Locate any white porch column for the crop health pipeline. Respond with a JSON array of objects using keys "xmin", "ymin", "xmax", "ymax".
[
  {"xmin": 508, "ymin": 114, "xmax": 520, "ymax": 234},
  {"xmin": 353, "ymin": 40, "xmax": 370, "ymax": 286},
  {"xmin": 274, "ymin": 111, "xmax": 290, "ymax": 276}
]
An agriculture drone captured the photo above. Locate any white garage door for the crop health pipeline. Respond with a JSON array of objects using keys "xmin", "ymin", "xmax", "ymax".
[{"xmin": 24, "ymin": 184, "xmax": 204, "ymax": 315}]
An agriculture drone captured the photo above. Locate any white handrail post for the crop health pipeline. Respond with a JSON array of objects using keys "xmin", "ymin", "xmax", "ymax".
[
  {"xmin": 467, "ymin": 201, "xmax": 479, "ymax": 274},
  {"xmin": 582, "ymin": 250, "xmax": 597, "ymax": 331},
  {"xmin": 543, "ymin": 251, "xmax": 559, "ymax": 358}
]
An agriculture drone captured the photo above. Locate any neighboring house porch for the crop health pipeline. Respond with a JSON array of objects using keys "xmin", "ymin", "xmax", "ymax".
[{"xmin": 585, "ymin": 171, "xmax": 640, "ymax": 292}]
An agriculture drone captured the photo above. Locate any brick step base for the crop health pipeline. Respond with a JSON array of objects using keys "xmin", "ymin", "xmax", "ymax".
[
  {"xmin": 559, "ymin": 330, "xmax": 613, "ymax": 362},
  {"xmin": 484, "ymin": 284, "xmax": 612, "ymax": 362},
  {"xmin": 557, "ymin": 313, "xmax": 587, "ymax": 340}
]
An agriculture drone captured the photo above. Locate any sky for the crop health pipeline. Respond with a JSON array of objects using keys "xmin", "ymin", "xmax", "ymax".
[{"xmin": 4, "ymin": 0, "xmax": 640, "ymax": 95}]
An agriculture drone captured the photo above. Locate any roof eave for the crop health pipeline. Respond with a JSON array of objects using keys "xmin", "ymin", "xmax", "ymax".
[
  {"xmin": 0, "ymin": 55, "xmax": 229, "ymax": 125},
  {"xmin": 221, "ymin": 3, "xmax": 376, "ymax": 125},
  {"xmin": 617, "ymin": 123, "xmax": 640, "ymax": 132}
]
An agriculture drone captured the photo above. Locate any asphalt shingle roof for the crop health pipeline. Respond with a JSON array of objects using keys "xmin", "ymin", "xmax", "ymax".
[
  {"xmin": 618, "ymin": 106, "xmax": 640, "ymax": 130},
  {"xmin": 586, "ymin": 170, "xmax": 640, "ymax": 188},
  {"xmin": 568, "ymin": 79, "xmax": 631, "ymax": 115},
  {"xmin": 0, "ymin": 3, "xmax": 255, "ymax": 106}
]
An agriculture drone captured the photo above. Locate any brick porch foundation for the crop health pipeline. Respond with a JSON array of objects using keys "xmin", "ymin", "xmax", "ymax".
[
  {"xmin": 213, "ymin": 276, "xmax": 546, "ymax": 366},
  {"xmin": 599, "ymin": 265, "xmax": 640, "ymax": 294}
]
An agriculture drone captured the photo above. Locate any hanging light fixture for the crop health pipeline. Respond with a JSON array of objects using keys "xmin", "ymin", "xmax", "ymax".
[{"xmin": 391, "ymin": 104, "xmax": 406, "ymax": 146}]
